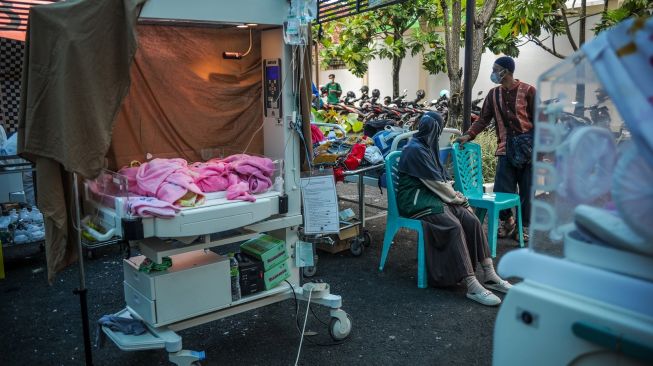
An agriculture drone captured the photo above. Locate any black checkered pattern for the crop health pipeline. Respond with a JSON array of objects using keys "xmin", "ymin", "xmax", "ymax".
[{"xmin": 0, "ymin": 37, "xmax": 25, "ymax": 134}]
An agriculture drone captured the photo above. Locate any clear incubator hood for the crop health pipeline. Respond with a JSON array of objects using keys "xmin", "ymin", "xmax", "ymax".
[{"xmin": 526, "ymin": 17, "xmax": 653, "ymax": 282}]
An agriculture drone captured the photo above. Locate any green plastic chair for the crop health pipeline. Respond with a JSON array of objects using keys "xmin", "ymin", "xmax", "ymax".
[
  {"xmin": 451, "ymin": 142, "xmax": 524, "ymax": 257},
  {"xmin": 379, "ymin": 151, "xmax": 427, "ymax": 288}
]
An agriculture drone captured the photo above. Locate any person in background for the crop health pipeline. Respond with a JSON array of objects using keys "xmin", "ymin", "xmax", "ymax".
[
  {"xmin": 398, "ymin": 112, "xmax": 512, "ymax": 306},
  {"xmin": 311, "ymin": 82, "xmax": 323, "ymax": 109},
  {"xmin": 456, "ymin": 56, "xmax": 536, "ymax": 242},
  {"xmin": 325, "ymin": 73, "xmax": 342, "ymax": 105}
]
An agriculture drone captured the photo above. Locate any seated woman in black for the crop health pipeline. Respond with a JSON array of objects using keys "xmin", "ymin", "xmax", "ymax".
[{"xmin": 397, "ymin": 112, "xmax": 511, "ymax": 306}]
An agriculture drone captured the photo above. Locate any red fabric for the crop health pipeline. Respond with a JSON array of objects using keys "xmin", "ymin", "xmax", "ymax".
[
  {"xmin": 334, "ymin": 167, "xmax": 345, "ymax": 182},
  {"xmin": 310, "ymin": 124, "xmax": 325, "ymax": 144},
  {"xmin": 344, "ymin": 143, "xmax": 366, "ymax": 170}
]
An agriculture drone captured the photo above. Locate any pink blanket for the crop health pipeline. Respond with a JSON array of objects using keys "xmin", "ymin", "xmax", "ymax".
[
  {"xmin": 131, "ymin": 159, "xmax": 204, "ymax": 204},
  {"xmin": 217, "ymin": 154, "xmax": 274, "ymax": 194},
  {"xmin": 189, "ymin": 161, "xmax": 239, "ymax": 193},
  {"xmin": 127, "ymin": 197, "xmax": 180, "ymax": 218}
]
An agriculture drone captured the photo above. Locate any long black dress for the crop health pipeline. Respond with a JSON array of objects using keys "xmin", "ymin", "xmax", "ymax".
[{"xmin": 421, "ymin": 205, "xmax": 491, "ymax": 287}]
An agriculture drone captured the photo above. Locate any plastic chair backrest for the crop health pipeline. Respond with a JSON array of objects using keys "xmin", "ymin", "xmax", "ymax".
[
  {"xmin": 385, "ymin": 151, "xmax": 402, "ymax": 217},
  {"xmin": 438, "ymin": 128, "xmax": 462, "ymax": 150},
  {"xmin": 451, "ymin": 142, "xmax": 484, "ymax": 197}
]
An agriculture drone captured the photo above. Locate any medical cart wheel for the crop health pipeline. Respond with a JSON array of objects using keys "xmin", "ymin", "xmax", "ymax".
[
  {"xmin": 363, "ymin": 231, "xmax": 372, "ymax": 247},
  {"xmin": 329, "ymin": 314, "xmax": 352, "ymax": 341},
  {"xmin": 349, "ymin": 237, "xmax": 364, "ymax": 256}
]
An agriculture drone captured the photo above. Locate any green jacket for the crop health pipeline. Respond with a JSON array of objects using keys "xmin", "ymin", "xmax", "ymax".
[
  {"xmin": 325, "ymin": 82, "xmax": 342, "ymax": 104},
  {"xmin": 396, "ymin": 173, "xmax": 444, "ymax": 219}
]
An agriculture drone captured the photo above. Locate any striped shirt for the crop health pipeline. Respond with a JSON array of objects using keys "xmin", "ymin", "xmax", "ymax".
[{"xmin": 466, "ymin": 80, "xmax": 536, "ymax": 155}]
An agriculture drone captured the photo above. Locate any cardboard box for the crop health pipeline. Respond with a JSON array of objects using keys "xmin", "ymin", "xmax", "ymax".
[
  {"xmin": 264, "ymin": 261, "xmax": 290, "ymax": 290},
  {"xmin": 316, "ymin": 222, "xmax": 359, "ymax": 254},
  {"xmin": 240, "ymin": 234, "xmax": 288, "ymax": 271}
]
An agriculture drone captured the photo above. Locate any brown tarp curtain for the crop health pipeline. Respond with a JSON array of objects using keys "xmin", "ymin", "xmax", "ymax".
[
  {"xmin": 108, "ymin": 25, "xmax": 264, "ymax": 168},
  {"xmin": 17, "ymin": 0, "xmax": 146, "ymax": 283}
]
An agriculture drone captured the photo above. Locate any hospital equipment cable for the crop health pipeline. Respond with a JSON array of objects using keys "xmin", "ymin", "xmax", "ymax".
[{"xmin": 293, "ymin": 286, "xmax": 313, "ymax": 366}]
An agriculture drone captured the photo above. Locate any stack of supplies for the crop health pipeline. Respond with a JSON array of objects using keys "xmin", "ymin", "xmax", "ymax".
[{"xmin": 240, "ymin": 234, "xmax": 289, "ymax": 290}]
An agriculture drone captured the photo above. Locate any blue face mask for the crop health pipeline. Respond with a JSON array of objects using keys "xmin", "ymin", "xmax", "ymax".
[{"xmin": 490, "ymin": 72, "xmax": 503, "ymax": 84}]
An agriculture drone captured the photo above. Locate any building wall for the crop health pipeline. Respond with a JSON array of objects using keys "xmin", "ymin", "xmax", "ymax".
[
  {"xmin": 317, "ymin": 10, "xmax": 603, "ymax": 103},
  {"xmin": 0, "ymin": 38, "xmax": 25, "ymax": 134}
]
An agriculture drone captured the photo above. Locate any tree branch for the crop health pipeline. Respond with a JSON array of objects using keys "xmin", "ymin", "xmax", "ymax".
[
  {"xmin": 568, "ymin": 13, "xmax": 598, "ymax": 27},
  {"xmin": 530, "ymin": 36, "xmax": 566, "ymax": 59},
  {"xmin": 478, "ymin": 0, "xmax": 499, "ymax": 24},
  {"xmin": 559, "ymin": 2, "xmax": 579, "ymax": 51},
  {"xmin": 439, "ymin": 0, "xmax": 452, "ymax": 72}
]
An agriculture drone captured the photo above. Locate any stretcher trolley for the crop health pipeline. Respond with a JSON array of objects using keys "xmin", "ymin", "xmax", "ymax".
[{"xmin": 85, "ymin": 2, "xmax": 352, "ymax": 364}]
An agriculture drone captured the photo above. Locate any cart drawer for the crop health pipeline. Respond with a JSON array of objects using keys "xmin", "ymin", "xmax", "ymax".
[
  {"xmin": 123, "ymin": 251, "xmax": 231, "ymax": 302},
  {"xmin": 124, "ymin": 282, "xmax": 156, "ymax": 325},
  {"xmin": 123, "ymin": 250, "xmax": 232, "ymax": 326},
  {"xmin": 123, "ymin": 259, "xmax": 156, "ymax": 299}
]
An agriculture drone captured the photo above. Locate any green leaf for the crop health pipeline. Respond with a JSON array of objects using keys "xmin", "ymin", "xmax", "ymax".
[{"xmin": 498, "ymin": 22, "xmax": 513, "ymax": 38}]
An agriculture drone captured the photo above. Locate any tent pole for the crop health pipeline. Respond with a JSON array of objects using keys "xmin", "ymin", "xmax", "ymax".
[{"xmin": 72, "ymin": 172, "xmax": 94, "ymax": 366}]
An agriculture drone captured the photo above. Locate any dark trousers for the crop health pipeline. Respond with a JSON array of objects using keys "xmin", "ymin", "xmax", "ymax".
[{"xmin": 493, "ymin": 156, "xmax": 532, "ymax": 226}]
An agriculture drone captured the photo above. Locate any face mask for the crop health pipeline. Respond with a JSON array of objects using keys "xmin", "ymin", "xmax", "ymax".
[{"xmin": 490, "ymin": 72, "xmax": 503, "ymax": 84}]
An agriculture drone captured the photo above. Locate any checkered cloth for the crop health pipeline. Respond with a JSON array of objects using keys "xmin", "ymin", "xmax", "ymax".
[{"xmin": 0, "ymin": 37, "xmax": 25, "ymax": 134}]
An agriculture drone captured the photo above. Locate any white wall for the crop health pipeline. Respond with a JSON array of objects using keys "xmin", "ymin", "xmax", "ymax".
[{"xmin": 316, "ymin": 12, "xmax": 602, "ymax": 103}]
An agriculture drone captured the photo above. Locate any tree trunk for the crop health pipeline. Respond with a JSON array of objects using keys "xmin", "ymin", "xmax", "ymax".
[
  {"xmin": 392, "ymin": 28, "xmax": 403, "ymax": 99},
  {"xmin": 392, "ymin": 55, "xmax": 402, "ymax": 99},
  {"xmin": 442, "ymin": 0, "xmax": 498, "ymax": 130},
  {"xmin": 440, "ymin": 0, "xmax": 463, "ymax": 129},
  {"xmin": 470, "ymin": 0, "xmax": 499, "ymax": 90}
]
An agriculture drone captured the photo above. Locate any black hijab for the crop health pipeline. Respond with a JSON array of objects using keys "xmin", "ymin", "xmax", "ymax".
[{"xmin": 398, "ymin": 112, "xmax": 450, "ymax": 181}]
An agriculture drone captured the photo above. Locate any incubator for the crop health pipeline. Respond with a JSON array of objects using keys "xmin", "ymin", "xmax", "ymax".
[{"xmin": 494, "ymin": 17, "xmax": 653, "ymax": 365}]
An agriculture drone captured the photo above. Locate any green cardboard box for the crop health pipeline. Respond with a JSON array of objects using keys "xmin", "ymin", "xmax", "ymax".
[
  {"xmin": 240, "ymin": 234, "xmax": 288, "ymax": 271},
  {"xmin": 264, "ymin": 261, "xmax": 290, "ymax": 290}
]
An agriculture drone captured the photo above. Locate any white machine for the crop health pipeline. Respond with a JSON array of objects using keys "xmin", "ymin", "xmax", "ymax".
[
  {"xmin": 493, "ymin": 18, "xmax": 653, "ymax": 366},
  {"xmin": 91, "ymin": 1, "xmax": 352, "ymax": 365}
]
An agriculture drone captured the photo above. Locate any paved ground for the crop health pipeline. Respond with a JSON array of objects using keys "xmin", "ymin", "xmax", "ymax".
[{"xmin": 0, "ymin": 183, "xmax": 526, "ymax": 366}]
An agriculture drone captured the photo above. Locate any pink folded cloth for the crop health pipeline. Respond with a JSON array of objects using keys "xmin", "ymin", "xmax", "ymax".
[
  {"xmin": 226, "ymin": 181, "xmax": 256, "ymax": 202},
  {"xmin": 136, "ymin": 158, "xmax": 204, "ymax": 204},
  {"xmin": 219, "ymin": 154, "xmax": 275, "ymax": 194},
  {"xmin": 117, "ymin": 166, "xmax": 148, "ymax": 196},
  {"xmin": 127, "ymin": 197, "xmax": 180, "ymax": 218},
  {"xmin": 247, "ymin": 172, "xmax": 272, "ymax": 193},
  {"xmin": 221, "ymin": 154, "xmax": 276, "ymax": 177},
  {"xmin": 189, "ymin": 161, "xmax": 236, "ymax": 193}
]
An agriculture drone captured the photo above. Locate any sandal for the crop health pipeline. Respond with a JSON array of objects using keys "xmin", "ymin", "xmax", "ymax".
[
  {"xmin": 466, "ymin": 290, "xmax": 502, "ymax": 306},
  {"xmin": 498, "ymin": 219, "xmax": 517, "ymax": 239}
]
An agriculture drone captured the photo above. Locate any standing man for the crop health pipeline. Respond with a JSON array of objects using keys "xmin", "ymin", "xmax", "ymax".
[
  {"xmin": 325, "ymin": 73, "xmax": 342, "ymax": 105},
  {"xmin": 456, "ymin": 56, "xmax": 536, "ymax": 242}
]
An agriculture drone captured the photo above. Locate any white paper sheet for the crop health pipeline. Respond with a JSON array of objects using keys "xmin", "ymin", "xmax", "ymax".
[{"xmin": 300, "ymin": 174, "xmax": 339, "ymax": 234}]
